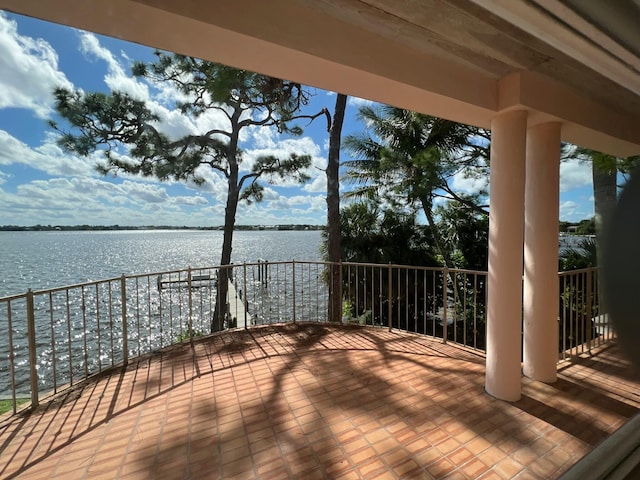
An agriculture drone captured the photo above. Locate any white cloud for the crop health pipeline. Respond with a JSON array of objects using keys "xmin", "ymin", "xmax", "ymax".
[
  {"xmin": 173, "ymin": 195, "xmax": 208, "ymax": 206},
  {"xmin": 243, "ymin": 136, "xmax": 326, "ymax": 189},
  {"xmin": 303, "ymin": 175, "xmax": 327, "ymax": 193},
  {"xmin": 249, "ymin": 124, "xmax": 278, "ymax": 149},
  {"xmin": 348, "ymin": 96, "xmax": 376, "ymax": 108},
  {"xmin": 0, "ymin": 175, "xmax": 218, "ymax": 226},
  {"xmin": 0, "ymin": 12, "xmax": 73, "ymax": 117},
  {"xmin": 559, "ymin": 199, "xmax": 593, "ymax": 221},
  {"xmin": 79, "ymin": 32, "xmax": 150, "ymax": 101},
  {"xmin": 560, "ymin": 159, "xmax": 592, "ymax": 192},
  {"xmin": 79, "ymin": 33, "xmax": 234, "ymax": 147},
  {"xmin": 191, "ymin": 108, "xmax": 232, "ymax": 138},
  {"xmin": 451, "ymin": 171, "xmax": 488, "ymax": 195},
  {"xmin": 267, "ymin": 194, "xmax": 325, "ymax": 212},
  {"xmin": 190, "ymin": 166, "xmax": 229, "ymax": 200},
  {"xmin": 0, "ymin": 22, "xmax": 330, "ymax": 227},
  {"xmin": 119, "ymin": 180, "xmax": 169, "ymax": 203},
  {"xmin": 0, "ymin": 130, "xmax": 95, "ymax": 177}
]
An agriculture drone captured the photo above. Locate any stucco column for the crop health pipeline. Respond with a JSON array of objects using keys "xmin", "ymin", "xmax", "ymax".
[
  {"xmin": 523, "ymin": 122, "xmax": 561, "ymax": 382},
  {"xmin": 486, "ymin": 109, "xmax": 527, "ymax": 402}
]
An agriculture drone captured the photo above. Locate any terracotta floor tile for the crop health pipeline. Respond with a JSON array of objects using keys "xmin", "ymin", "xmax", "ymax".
[
  {"xmin": 448, "ymin": 446, "xmax": 474, "ymax": 466},
  {"xmin": 512, "ymin": 447, "xmax": 539, "ymax": 467},
  {"xmin": 350, "ymin": 446, "xmax": 378, "ymax": 465},
  {"xmin": 0, "ymin": 326, "xmax": 638, "ymax": 480},
  {"xmin": 478, "ymin": 471, "xmax": 504, "ymax": 480},
  {"xmin": 357, "ymin": 458, "xmax": 388, "ymax": 478},
  {"xmin": 443, "ymin": 471, "xmax": 471, "ymax": 480},
  {"xmin": 460, "ymin": 458, "xmax": 490, "ymax": 478},
  {"xmin": 435, "ymin": 437, "xmax": 461, "ymax": 456},
  {"xmin": 493, "ymin": 458, "xmax": 525, "ymax": 479},
  {"xmin": 426, "ymin": 457, "xmax": 457, "ymax": 478}
]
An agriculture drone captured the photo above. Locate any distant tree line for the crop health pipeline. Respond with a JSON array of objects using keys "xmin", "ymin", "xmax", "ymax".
[
  {"xmin": 559, "ymin": 217, "xmax": 595, "ymax": 235},
  {"xmin": 0, "ymin": 224, "xmax": 323, "ymax": 232}
]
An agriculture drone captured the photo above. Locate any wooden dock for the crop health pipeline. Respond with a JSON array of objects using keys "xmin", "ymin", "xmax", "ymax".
[
  {"xmin": 157, "ymin": 272, "xmax": 251, "ymax": 329},
  {"xmin": 157, "ymin": 273, "xmax": 213, "ymax": 289},
  {"xmin": 226, "ymin": 280, "xmax": 252, "ymax": 329}
]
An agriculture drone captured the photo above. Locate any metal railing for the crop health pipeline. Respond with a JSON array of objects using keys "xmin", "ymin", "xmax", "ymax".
[
  {"xmin": 339, "ymin": 262, "xmax": 487, "ymax": 350},
  {"xmin": 0, "ymin": 261, "xmax": 331, "ymax": 416},
  {"xmin": 558, "ymin": 267, "xmax": 614, "ymax": 360},
  {"xmin": 0, "ymin": 261, "xmax": 611, "ymax": 419}
]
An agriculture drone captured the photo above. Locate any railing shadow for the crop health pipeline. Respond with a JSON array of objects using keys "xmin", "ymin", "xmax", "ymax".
[{"xmin": 1, "ymin": 324, "xmax": 637, "ymax": 479}]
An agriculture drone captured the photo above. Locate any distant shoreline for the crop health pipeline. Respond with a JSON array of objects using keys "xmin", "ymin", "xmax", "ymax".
[{"xmin": 0, "ymin": 224, "xmax": 324, "ymax": 232}]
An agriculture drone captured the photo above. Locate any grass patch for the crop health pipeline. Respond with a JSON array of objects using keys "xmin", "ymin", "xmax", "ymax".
[
  {"xmin": 0, "ymin": 398, "xmax": 29, "ymax": 415},
  {"xmin": 175, "ymin": 326, "xmax": 204, "ymax": 343}
]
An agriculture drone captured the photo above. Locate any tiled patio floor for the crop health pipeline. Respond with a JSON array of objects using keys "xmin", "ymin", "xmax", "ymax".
[{"xmin": 1, "ymin": 324, "xmax": 639, "ymax": 479}]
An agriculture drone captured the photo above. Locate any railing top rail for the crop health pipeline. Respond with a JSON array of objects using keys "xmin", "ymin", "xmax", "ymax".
[
  {"xmin": 0, "ymin": 292, "xmax": 27, "ymax": 302},
  {"xmin": 558, "ymin": 266, "xmax": 599, "ymax": 277},
  {"xmin": 339, "ymin": 261, "xmax": 487, "ymax": 275},
  {"xmin": 29, "ymin": 277, "xmax": 123, "ymax": 296},
  {"xmin": 2, "ymin": 259, "xmax": 592, "ymax": 302}
]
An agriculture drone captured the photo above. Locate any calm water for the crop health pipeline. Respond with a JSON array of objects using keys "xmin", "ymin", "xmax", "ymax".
[
  {"xmin": 0, "ymin": 230, "xmax": 325, "ymax": 396},
  {"xmin": 0, "ymin": 229, "xmax": 323, "ymax": 297}
]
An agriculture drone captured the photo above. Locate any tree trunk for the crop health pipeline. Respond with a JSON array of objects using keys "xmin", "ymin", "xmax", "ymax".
[
  {"xmin": 212, "ymin": 182, "xmax": 239, "ymax": 331},
  {"xmin": 212, "ymin": 176, "xmax": 240, "ymax": 331},
  {"xmin": 592, "ymin": 159, "xmax": 617, "ymax": 250},
  {"xmin": 212, "ymin": 115, "xmax": 242, "ymax": 332},
  {"xmin": 419, "ymin": 195, "xmax": 455, "ymax": 269},
  {"xmin": 419, "ymin": 195, "xmax": 464, "ymax": 331},
  {"xmin": 327, "ymin": 94, "xmax": 348, "ymax": 323},
  {"xmin": 591, "ymin": 157, "xmax": 616, "ymax": 316}
]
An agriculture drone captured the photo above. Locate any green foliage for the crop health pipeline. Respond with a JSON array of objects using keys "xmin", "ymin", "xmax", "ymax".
[
  {"xmin": 328, "ymin": 201, "xmax": 439, "ymax": 266},
  {"xmin": 0, "ymin": 398, "xmax": 29, "ymax": 415},
  {"xmin": 436, "ymin": 200, "xmax": 488, "ymax": 270},
  {"xmin": 175, "ymin": 326, "xmax": 204, "ymax": 343},
  {"xmin": 50, "ymin": 52, "xmax": 314, "ymax": 204},
  {"xmin": 575, "ymin": 218, "xmax": 596, "ymax": 235},
  {"xmin": 343, "ymin": 105, "xmax": 489, "ymax": 214},
  {"xmin": 342, "ymin": 104, "xmax": 489, "ymax": 271},
  {"xmin": 322, "ymin": 201, "xmax": 441, "ymax": 328},
  {"xmin": 559, "ymin": 237, "xmax": 598, "ymax": 271},
  {"xmin": 558, "ymin": 273, "xmax": 599, "ymax": 352}
]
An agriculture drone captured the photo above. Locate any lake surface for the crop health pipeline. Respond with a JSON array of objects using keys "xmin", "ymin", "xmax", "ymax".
[{"xmin": 0, "ymin": 230, "xmax": 323, "ymax": 297}]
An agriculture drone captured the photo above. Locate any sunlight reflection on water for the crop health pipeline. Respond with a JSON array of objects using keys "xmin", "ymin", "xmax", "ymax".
[{"xmin": 0, "ymin": 229, "xmax": 322, "ymax": 297}]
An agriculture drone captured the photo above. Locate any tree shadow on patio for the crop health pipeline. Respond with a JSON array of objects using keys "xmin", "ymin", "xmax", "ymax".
[
  {"xmin": 130, "ymin": 324, "xmax": 624, "ymax": 479},
  {"xmin": 3, "ymin": 325, "xmax": 638, "ymax": 479}
]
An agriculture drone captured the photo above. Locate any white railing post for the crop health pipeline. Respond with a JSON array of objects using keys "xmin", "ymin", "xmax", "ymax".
[
  {"xmin": 120, "ymin": 275, "xmax": 128, "ymax": 366},
  {"xmin": 339, "ymin": 261, "xmax": 343, "ymax": 324},
  {"xmin": 26, "ymin": 289, "xmax": 39, "ymax": 408},
  {"xmin": 586, "ymin": 269, "xmax": 593, "ymax": 352},
  {"xmin": 387, "ymin": 263, "xmax": 392, "ymax": 331},
  {"xmin": 443, "ymin": 267, "xmax": 449, "ymax": 344},
  {"xmin": 292, "ymin": 260, "xmax": 297, "ymax": 323},
  {"xmin": 243, "ymin": 263, "xmax": 248, "ymax": 329},
  {"xmin": 188, "ymin": 267, "xmax": 194, "ymax": 344}
]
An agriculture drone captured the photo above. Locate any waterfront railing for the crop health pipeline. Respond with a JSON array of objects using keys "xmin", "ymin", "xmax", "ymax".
[
  {"xmin": 0, "ymin": 262, "xmax": 608, "ymax": 418},
  {"xmin": 558, "ymin": 267, "xmax": 613, "ymax": 359}
]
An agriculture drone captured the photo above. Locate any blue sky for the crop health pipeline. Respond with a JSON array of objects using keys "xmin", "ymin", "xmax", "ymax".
[{"xmin": 0, "ymin": 11, "xmax": 595, "ymax": 227}]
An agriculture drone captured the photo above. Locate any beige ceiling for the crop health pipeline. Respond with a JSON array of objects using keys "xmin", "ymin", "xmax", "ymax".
[{"xmin": 1, "ymin": 0, "xmax": 639, "ymax": 155}]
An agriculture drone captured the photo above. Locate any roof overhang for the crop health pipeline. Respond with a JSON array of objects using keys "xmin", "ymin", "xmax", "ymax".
[{"xmin": 1, "ymin": 0, "xmax": 639, "ymax": 156}]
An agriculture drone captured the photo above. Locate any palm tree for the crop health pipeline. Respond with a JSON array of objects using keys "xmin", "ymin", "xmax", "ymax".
[
  {"xmin": 569, "ymin": 147, "xmax": 640, "ymax": 257},
  {"xmin": 343, "ymin": 105, "xmax": 488, "ymax": 268}
]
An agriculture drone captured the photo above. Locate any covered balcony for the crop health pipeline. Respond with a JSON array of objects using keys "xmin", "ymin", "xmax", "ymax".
[
  {"xmin": 1, "ymin": 324, "xmax": 638, "ymax": 479},
  {"xmin": 1, "ymin": 262, "xmax": 638, "ymax": 479},
  {"xmin": 1, "ymin": 0, "xmax": 640, "ymax": 478}
]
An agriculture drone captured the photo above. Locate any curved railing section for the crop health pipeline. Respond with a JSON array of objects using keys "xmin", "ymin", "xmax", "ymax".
[
  {"xmin": 1, "ymin": 262, "xmax": 609, "ymax": 420},
  {"xmin": 558, "ymin": 267, "xmax": 614, "ymax": 359}
]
